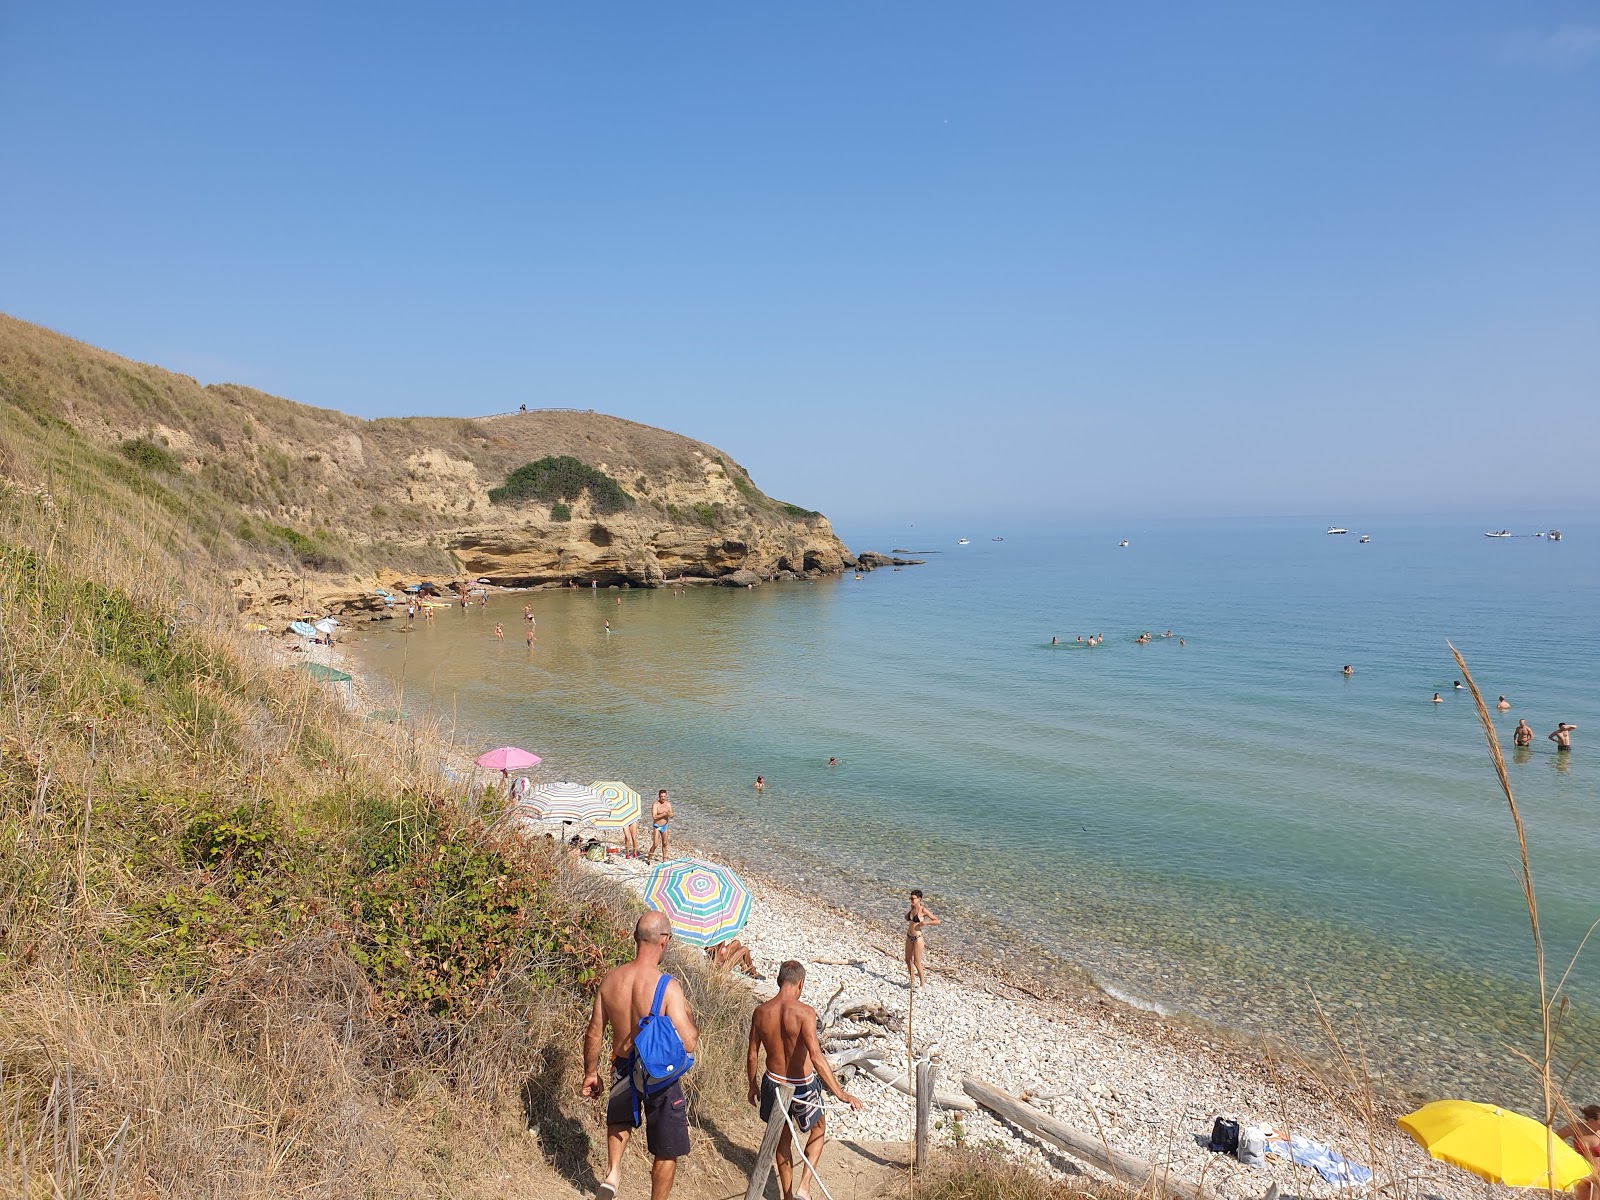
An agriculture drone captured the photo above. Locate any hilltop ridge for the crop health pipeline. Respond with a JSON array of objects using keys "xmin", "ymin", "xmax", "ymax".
[{"xmin": 0, "ymin": 314, "xmax": 853, "ymax": 615}]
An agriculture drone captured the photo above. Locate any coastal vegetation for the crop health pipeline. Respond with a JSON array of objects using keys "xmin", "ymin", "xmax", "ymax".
[{"xmin": 488, "ymin": 454, "xmax": 633, "ymax": 514}]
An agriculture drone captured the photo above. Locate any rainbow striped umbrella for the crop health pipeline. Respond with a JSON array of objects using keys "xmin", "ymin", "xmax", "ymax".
[
  {"xmin": 643, "ymin": 858, "xmax": 752, "ymax": 947},
  {"xmin": 525, "ymin": 780, "xmax": 610, "ymax": 824},
  {"xmin": 590, "ymin": 781, "xmax": 642, "ymax": 829}
]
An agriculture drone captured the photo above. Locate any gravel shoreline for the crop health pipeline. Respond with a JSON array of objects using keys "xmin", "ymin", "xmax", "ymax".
[
  {"xmin": 296, "ymin": 619, "xmax": 1492, "ymax": 1200},
  {"xmin": 583, "ymin": 846, "xmax": 1488, "ymax": 1200}
]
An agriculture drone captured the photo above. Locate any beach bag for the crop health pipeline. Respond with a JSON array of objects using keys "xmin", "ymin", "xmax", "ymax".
[
  {"xmin": 1237, "ymin": 1124, "xmax": 1266, "ymax": 1166},
  {"xmin": 633, "ymin": 974, "xmax": 693, "ymax": 1098},
  {"xmin": 1209, "ymin": 1117, "xmax": 1241, "ymax": 1155}
]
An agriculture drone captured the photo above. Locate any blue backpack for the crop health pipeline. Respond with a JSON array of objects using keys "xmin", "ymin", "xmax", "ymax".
[{"xmin": 632, "ymin": 974, "xmax": 693, "ymax": 1102}]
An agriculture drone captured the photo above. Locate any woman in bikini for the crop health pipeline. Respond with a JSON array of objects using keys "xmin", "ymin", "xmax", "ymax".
[{"xmin": 904, "ymin": 889, "xmax": 941, "ymax": 988}]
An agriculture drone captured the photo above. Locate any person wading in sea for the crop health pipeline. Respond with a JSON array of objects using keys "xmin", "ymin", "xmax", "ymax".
[{"xmin": 747, "ymin": 961, "xmax": 863, "ymax": 1200}]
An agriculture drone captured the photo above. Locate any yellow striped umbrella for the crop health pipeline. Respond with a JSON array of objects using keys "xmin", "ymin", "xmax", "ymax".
[{"xmin": 591, "ymin": 781, "xmax": 642, "ymax": 828}]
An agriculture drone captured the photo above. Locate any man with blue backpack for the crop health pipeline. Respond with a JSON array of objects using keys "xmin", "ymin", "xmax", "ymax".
[{"xmin": 582, "ymin": 911, "xmax": 700, "ymax": 1200}]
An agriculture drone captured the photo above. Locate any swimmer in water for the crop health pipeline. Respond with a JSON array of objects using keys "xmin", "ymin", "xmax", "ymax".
[
  {"xmin": 526, "ymin": 627, "xmax": 535, "ymax": 646},
  {"xmin": 1497, "ymin": 695, "xmax": 1511, "ymax": 710},
  {"xmin": 1454, "ymin": 680, "xmax": 1463, "ymax": 690},
  {"xmin": 827, "ymin": 757, "xmax": 836, "ymax": 767},
  {"xmin": 1343, "ymin": 664, "xmax": 1353, "ymax": 676},
  {"xmin": 604, "ymin": 619, "xmax": 611, "ymax": 633},
  {"xmin": 1549, "ymin": 723, "xmax": 1576, "ymax": 752},
  {"xmin": 495, "ymin": 623, "xmax": 504, "ymax": 640},
  {"xmin": 1051, "ymin": 636, "xmax": 1058, "ymax": 645},
  {"xmin": 754, "ymin": 776, "xmax": 764, "ymax": 792},
  {"xmin": 1514, "ymin": 719, "xmax": 1534, "ymax": 747},
  {"xmin": 1432, "ymin": 692, "xmax": 1444, "ymax": 703}
]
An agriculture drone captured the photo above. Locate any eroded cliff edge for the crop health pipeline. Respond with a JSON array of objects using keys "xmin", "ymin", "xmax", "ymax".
[{"xmin": 0, "ymin": 315, "xmax": 855, "ymax": 614}]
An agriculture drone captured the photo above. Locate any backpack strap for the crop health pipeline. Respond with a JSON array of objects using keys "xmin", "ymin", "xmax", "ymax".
[{"xmin": 650, "ymin": 973, "xmax": 670, "ymax": 1017}]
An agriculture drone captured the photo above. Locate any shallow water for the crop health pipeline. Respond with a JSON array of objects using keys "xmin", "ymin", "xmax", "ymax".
[{"xmin": 348, "ymin": 515, "xmax": 1599, "ymax": 1103}]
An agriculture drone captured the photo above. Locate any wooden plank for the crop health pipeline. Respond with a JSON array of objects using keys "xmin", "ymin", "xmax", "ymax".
[
  {"xmin": 914, "ymin": 1058, "xmax": 936, "ymax": 1171},
  {"xmin": 961, "ymin": 1076, "xmax": 1209, "ymax": 1200},
  {"xmin": 744, "ymin": 1083, "xmax": 794, "ymax": 1200}
]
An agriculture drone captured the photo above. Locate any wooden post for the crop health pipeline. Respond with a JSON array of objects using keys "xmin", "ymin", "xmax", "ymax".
[
  {"xmin": 961, "ymin": 1077, "xmax": 1210, "ymax": 1200},
  {"xmin": 914, "ymin": 1057, "xmax": 936, "ymax": 1171},
  {"xmin": 744, "ymin": 1083, "xmax": 793, "ymax": 1200}
]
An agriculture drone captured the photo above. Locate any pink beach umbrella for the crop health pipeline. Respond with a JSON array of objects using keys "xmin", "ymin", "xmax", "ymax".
[{"xmin": 475, "ymin": 746, "xmax": 542, "ymax": 772}]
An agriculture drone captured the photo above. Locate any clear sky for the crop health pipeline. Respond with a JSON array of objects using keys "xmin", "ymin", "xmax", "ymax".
[{"xmin": 2, "ymin": 3, "xmax": 1596, "ymax": 522}]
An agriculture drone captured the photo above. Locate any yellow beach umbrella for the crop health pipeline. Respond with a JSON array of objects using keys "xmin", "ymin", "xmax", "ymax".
[{"xmin": 1398, "ymin": 1100, "xmax": 1592, "ymax": 1190}]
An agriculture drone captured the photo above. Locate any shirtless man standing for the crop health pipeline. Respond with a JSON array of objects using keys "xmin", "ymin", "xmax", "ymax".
[
  {"xmin": 646, "ymin": 789, "xmax": 673, "ymax": 864},
  {"xmin": 582, "ymin": 912, "xmax": 699, "ymax": 1200},
  {"xmin": 1550, "ymin": 723, "xmax": 1577, "ymax": 753},
  {"xmin": 747, "ymin": 961, "xmax": 863, "ymax": 1200},
  {"xmin": 1514, "ymin": 719, "xmax": 1534, "ymax": 747}
]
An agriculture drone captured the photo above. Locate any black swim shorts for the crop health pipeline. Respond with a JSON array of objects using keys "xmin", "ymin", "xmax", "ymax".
[
  {"xmin": 606, "ymin": 1057, "xmax": 691, "ymax": 1159},
  {"xmin": 760, "ymin": 1074, "xmax": 825, "ymax": 1134}
]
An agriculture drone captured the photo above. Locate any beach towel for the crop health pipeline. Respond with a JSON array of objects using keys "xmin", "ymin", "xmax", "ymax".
[{"xmin": 1266, "ymin": 1134, "xmax": 1373, "ymax": 1187}]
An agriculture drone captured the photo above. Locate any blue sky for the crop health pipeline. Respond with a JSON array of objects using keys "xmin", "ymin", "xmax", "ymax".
[{"xmin": 2, "ymin": 3, "xmax": 1596, "ymax": 522}]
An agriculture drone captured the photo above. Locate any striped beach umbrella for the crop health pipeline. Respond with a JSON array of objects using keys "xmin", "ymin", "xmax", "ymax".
[
  {"xmin": 590, "ymin": 780, "xmax": 642, "ymax": 829},
  {"xmin": 643, "ymin": 858, "xmax": 752, "ymax": 947},
  {"xmin": 526, "ymin": 780, "xmax": 610, "ymax": 824}
]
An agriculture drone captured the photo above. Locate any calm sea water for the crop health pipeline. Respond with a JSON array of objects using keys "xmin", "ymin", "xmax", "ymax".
[{"xmin": 348, "ymin": 515, "xmax": 1599, "ymax": 1102}]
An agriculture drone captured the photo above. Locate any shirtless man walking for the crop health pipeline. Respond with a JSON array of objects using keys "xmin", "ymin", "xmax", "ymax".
[
  {"xmin": 646, "ymin": 789, "xmax": 673, "ymax": 864},
  {"xmin": 747, "ymin": 961, "xmax": 863, "ymax": 1200},
  {"xmin": 582, "ymin": 912, "xmax": 699, "ymax": 1200}
]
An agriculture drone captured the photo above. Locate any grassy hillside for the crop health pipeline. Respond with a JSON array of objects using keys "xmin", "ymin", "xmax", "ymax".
[
  {"xmin": 0, "ymin": 314, "xmax": 834, "ymax": 592},
  {"xmin": 0, "ymin": 335, "xmax": 762, "ymax": 1197}
]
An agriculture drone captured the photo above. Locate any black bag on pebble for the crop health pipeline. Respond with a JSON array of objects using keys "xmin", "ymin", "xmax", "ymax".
[{"xmin": 1209, "ymin": 1117, "xmax": 1241, "ymax": 1155}]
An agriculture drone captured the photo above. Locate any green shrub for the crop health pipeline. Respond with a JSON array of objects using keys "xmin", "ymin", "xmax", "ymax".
[
  {"xmin": 549, "ymin": 501, "xmax": 571, "ymax": 521},
  {"xmin": 692, "ymin": 502, "xmax": 718, "ymax": 525},
  {"xmin": 347, "ymin": 798, "xmax": 628, "ymax": 1017},
  {"xmin": 119, "ymin": 437, "xmax": 180, "ymax": 475},
  {"xmin": 488, "ymin": 455, "xmax": 631, "ymax": 514},
  {"xmin": 780, "ymin": 502, "xmax": 822, "ymax": 519}
]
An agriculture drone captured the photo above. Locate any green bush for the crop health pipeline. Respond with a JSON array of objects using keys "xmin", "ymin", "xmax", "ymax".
[
  {"xmin": 550, "ymin": 501, "xmax": 571, "ymax": 521},
  {"xmin": 119, "ymin": 437, "xmax": 180, "ymax": 475},
  {"xmin": 780, "ymin": 502, "xmax": 822, "ymax": 519},
  {"xmin": 488, "ymin": 455, "xmax": 631, "ymax": 514},
  {"xmin": 692, "ymin": 502, "xmax": 719, "ymax": 525}
]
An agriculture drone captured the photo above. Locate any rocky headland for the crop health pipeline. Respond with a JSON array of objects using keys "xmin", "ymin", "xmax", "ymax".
[{"xmin": 0, "ymin": 314, "xmax": 917, "ymax": 619}]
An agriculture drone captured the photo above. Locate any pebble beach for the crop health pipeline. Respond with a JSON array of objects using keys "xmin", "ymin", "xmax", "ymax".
[{"xmin": 289, "ymin": 616, "xmax": 1533, "ymax": 1200}]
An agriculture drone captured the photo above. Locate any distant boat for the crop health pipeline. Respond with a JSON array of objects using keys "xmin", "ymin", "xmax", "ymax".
[
  {"xmin": 957, "ymin": 538, "xmax": 970, "ymax": 545},
  {"xmin": 1549, "ymin": 529, "xmax": 1563, "ymax": 541},
  {"xmin": 1485, "ymin": 530, "xmax": 1513, "ymax": 538},
  {"xmin": 992, "ymin": 537, "xmax": 1004, "ymax": 542},
  {"xmin": 1359, "ymin": 535, "xmax": 1370, "ymax": 543},
  {"xmin": 1118, "ymin": 539, "xmax": 1129, "ymax": 547},
  {"xmin": 1327, "ymin": 527, "xmax": 1349, "ymax": 535}
]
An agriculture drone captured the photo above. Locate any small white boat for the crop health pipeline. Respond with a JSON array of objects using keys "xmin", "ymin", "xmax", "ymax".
[
  {"xmin": 1327, "ymin": 527, "xmax": 1349, "ymax": 535},
  {"xmin": 1118, "ymin": 539, "xmax": 1129, "ymax": 547},
  {"xmin": 1484, "ymin": 530, "xmax": 1512, "ymax": 538},
  {"xmin": 1359, "ymin": 535, "xmax": 1370, "ymax": 543},
  {"xmin": 957, "ymin": 538, "xmax": 970, "ymax": 545}
]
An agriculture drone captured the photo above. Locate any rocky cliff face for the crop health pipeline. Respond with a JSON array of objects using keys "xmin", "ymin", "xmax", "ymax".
[{"xmin": 0, "ymin": 316, "xmax": 854, "ymax": 614}]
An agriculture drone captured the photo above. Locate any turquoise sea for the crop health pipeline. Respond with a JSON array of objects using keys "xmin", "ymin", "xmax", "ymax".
[{"xmin": 348, "ymin": 515, "xmax": 1599, "ymax": 1103}]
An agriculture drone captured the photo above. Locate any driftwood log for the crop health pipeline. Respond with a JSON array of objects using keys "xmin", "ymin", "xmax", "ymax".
[
  {"xmin": 962, "ymin": 1077, "xmax": 1209, "ymax": 1200},
  {"xmin": 856, "ymin": 1059, "xmax": 976, "ymax": 1111}
]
